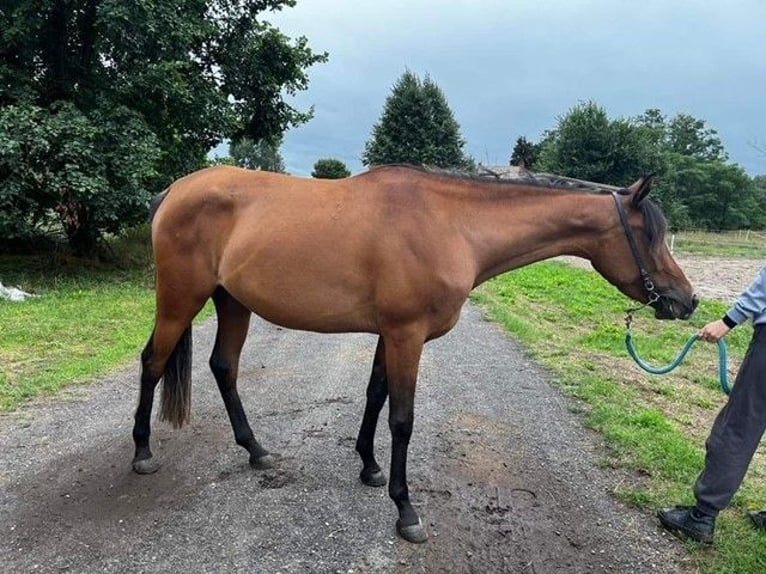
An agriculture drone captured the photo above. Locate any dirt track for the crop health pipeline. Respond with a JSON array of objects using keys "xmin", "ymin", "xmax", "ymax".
[{"xmin": 675, "ymin": 256, "xmax": 761, "ymax": 302}]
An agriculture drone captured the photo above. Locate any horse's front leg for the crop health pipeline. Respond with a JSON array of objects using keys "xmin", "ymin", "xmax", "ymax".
[
  {"xmin": 385, "ymin": 332, "xmax": 427, "ymax": 543},
  {"xmin": 355, "ymin": 337, "xmax": 388, "ymax": 487}
]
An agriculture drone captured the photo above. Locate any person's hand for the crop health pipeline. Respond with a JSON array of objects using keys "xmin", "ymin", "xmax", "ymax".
[{"xmin": 699, "ymin": 319, "xmax": 731, "ymax": 343}]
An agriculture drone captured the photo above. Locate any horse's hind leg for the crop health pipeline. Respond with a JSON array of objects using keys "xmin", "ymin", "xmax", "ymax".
[
  {"xmin": 355, "ymin": 337, "xmax": 388, "ymax": 487},
  {"xmin": 210, "ymin": 287, "xmax": 273, "ymax": 469},
  {"xmin": 133, "ymin": 315, "xmax": 195, "ymax": 474},
  {"xmin": 133, "ymin": 269, "xmax": 211, "ymax": 474},
  {"xmin": 133, "ymin": 332, "xmax": 163, "ymax": 474}
]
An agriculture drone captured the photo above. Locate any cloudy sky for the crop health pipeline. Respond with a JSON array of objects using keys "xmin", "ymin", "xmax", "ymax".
[{"xmin": 259, "ymin": 0, "xmax": 766, "ymax": 177}]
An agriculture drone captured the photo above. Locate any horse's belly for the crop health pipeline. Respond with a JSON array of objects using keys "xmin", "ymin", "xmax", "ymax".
[{"xmin": 222, "ymin": 266, "xmax": 378, "ymax": 334}]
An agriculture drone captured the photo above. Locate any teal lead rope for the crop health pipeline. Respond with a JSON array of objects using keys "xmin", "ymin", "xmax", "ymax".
[
  {"xmin": 625, "ymin": 332, "xmax": 731, "ymax": 395},
  {"xmin": 624, "ymin": 306, "xmax": 732, "ymax": 395}
]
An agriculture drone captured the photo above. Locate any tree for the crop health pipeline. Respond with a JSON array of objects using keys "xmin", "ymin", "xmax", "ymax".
[
  {"xmin": 362, "ymin": 71, "xmax": 473, "ymax": 169},
  {"xmin": 526, "ymin": 103, "xmax": 765, "ymax": 230},
  {"xmin": 536, "ymin": 101, "xmax": 658, "ymax": 186},
  {"xmin": 634, "ymin": 109, "xmax": 727, "ymax": 162},
  {"xmin": 755, "ymin": 175, "xmax": 766, "ymax": 225},
  {"xmin": 510, "ymin": 136, "xmax": 540, "ymax": 168},
  {"xmin": 230, "ymin": 137, "xmax": 286, "ymax": 173},
  {"xmin": 312, "ymin": 158, "xmax": 351, "ymax": 179},
  {"xmin": 0, "ymin": 0, "xmax": 326, "ymax": 255},
  {"xmin": 666, "ymin": 114, "xmax": 727, "ymax": 161},
  {"xmin": 631, "ymin": 109, "xmax": 754, "ymax": 229},
  {"xmin": 659, "ymin": 155, "xmax": 762, "ymax": 231},
  {"xmin": 0, "ymin": 100, "xmax": 161, "ymax": 253}
]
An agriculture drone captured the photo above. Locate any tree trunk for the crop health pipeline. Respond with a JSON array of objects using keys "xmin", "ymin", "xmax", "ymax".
[{"xmin": 60, "ymin": 200, "xmax": 99, "ymax": 257}]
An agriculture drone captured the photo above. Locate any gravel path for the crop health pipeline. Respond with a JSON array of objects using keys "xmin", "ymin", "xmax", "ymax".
[{"xmin": 0, "ymin": 300, "xmax": 698, "ymax": 573}]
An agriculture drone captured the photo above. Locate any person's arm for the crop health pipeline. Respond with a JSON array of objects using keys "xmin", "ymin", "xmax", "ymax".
[
  {"xmin": 699, "ymin": 266, "xmax": 766, "ymax": 343},
  {"xmin": 725, "ymin": 265, "xmax": 766, "ymax": 326}
]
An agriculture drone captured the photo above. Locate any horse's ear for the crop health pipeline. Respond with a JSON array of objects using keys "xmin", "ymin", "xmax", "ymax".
[{"xmin": 628, "ymin": 174, "xmax": 655, "ymax": 208}]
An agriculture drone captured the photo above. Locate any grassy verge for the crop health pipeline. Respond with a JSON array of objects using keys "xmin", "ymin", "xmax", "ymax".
[
  {"xmin": 0, "ymin": 256, "xmax": 154, "ymax": 409},
  {"xmin": 0, "ymin": 251, "xmax": 212, "ymax": 411},
  {"xmin": 671, "ymin": 230, "xmax": 766, "ymax": 258},
  {"xmin": 473, "ymin": 261, "xmax": 766, "ymax": 573}
]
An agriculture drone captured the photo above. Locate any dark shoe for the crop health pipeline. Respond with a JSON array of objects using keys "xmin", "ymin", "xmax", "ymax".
[
  {"xmin": 657, "ymin": 505, "xmax": 715, "ymax": 545},
  {"xmin": 748, "ymin": 510, "xmax": 766, "ymax": 530}
]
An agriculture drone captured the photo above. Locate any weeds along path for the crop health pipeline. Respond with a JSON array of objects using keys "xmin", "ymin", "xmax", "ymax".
[{"xmin": 0, "ymin": 303, "xmax": 694, "ymax": 573}]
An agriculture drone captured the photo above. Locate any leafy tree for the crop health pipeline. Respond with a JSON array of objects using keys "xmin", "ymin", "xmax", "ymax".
[
  {"xmin": 312, "ymin": 158, "xmax": 351, "ymax": 179},
  {"xmin": 667, "ymin": 114, "xmax": 727, "ymax": 161},
  {"xmin": 0, "ymin": 101, "xmax": 160, "ymax": 253},
  {"xmin": 525, "ymin": 103, "xmax": 765, "ymax": 230},
  {"xmin": 658, "ymin": 155, "xmax": 759, "ymax": 230},
  {"xmin": 510, "ymin": 136, "xmax": 540, "ymax": 168},
  {"xmin": 632, "ymin": 109, "xmax": 753, "ymax": 230},
  {"xmin": 536, "ymin": 101, "xmax": 657, "ymax": 186},
  {"xmin": 230, "ymin": 137, "xmax": 286, "ymax": 173},
  {"xmin": 754, "ymin": 175, "xmax": 766, "ymax": 225},
  {"xmin": 0, "ymin": 0, "xmax": 326, "ymax": 255},
  {"xmin": 635, "ymin": 109, "xmax": 727, "ymax": 162},
  {"xmin": 362, "ymin": 70, "xmax": 473, "ymax": 169}
]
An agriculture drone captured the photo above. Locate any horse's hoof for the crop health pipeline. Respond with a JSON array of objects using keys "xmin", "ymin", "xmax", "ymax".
[
  {"xmin": 250, "ymin": 453, "xmax": 276, "ymax": 470},
  {"xmin": 360, "ymin": 469, "xmax": 387, "ymax": 487},
  {"xmin": 396, "ymin": 518, "xmax": 428, "ymax": 543},
  {"xmin": 132, "ymin": 458, "xmax": 160, "ymax": 475}
]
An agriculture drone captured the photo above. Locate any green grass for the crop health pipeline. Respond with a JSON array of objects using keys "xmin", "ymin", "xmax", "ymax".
[
  {"xmin": 671, "ymin": 230, "xmax": 766, "ymax": 258},
  {"xmin": 0, "ymin": 259, "xmax": 154, "ymax": 409},
  {"xmin": 0, "ymin": 252, "xmax": 212, "ymax": 410},
  {"xmin": 473, "ymin": 261, "xmax": 766, "ymax": 573}
]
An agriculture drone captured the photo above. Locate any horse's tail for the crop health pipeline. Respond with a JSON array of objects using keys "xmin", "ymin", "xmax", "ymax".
[
  {"xmin": 149, "ymin": 188, "xmax": 170, "ymax": 223},
  {"xmin": 159, "ymin": 326, "xmax": 193, "ymax": 428}
]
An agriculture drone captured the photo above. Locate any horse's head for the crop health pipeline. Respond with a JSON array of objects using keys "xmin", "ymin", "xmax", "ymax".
[{"xmin": 590, "ymin": 176, "xmax": 698, "ymax": 320}]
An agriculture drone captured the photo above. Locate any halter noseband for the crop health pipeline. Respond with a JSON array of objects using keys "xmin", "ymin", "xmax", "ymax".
[{"xmin": 611, "ymin": 192, "xmax": 661, "ymax": 309}]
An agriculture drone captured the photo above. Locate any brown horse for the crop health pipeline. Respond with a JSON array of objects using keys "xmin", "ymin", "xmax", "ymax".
[{"xmin": 133, "ymin": 164, "xmax": 697, "ymax": 543}]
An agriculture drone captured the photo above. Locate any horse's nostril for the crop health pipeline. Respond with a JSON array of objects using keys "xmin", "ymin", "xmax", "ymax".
[{"xmin": 691, "ymin": 294, "xmax": 700, "ymax": 310}]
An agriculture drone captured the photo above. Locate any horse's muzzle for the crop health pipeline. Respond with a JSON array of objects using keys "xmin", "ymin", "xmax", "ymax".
[{"xmin": 653, "ymin": 292, "xmax": 698, "ymax": 320}]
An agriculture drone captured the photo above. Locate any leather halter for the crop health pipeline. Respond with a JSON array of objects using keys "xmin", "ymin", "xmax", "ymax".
[{"xmin": 611, "ymin": 192, "xmax": 660, "ymax": 305}]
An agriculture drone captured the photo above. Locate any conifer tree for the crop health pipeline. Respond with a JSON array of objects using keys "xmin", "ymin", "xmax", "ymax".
[{"xmin": 362, "ymin": 71, "xmax": 472, "ymax": 169}]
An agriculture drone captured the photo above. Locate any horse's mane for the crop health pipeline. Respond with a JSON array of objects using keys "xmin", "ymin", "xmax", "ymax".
[
  {"xmin": 373, "ymin": 163, "xmax": 622, "ymax": 192},
  {"xmin": 371, "ymin": 163, "xmax": 667, "ymax": 254},
  {"xmin": 635, "ymin": 193, "xmax": 668, "ymax": 256}
]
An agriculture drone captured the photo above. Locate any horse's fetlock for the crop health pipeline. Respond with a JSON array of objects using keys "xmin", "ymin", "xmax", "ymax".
[
  {"xmin": 355, "ymin": 436, "xmax": 370, "ymax": 453},
  {"xmin": 389, "ymin": 483, "xmax": 409, "ymax": 503}
]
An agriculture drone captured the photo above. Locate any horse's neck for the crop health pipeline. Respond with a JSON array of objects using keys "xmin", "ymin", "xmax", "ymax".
[{"xmin": 458, "ymin": 187, "xmax": 613, "ymax": 286}]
